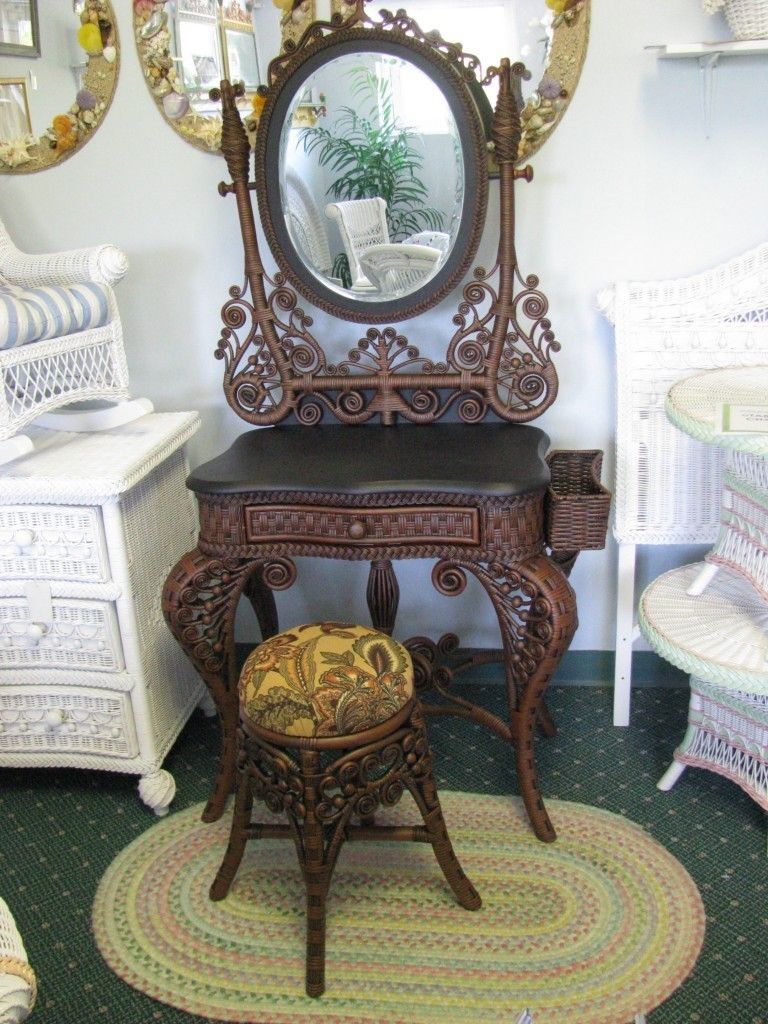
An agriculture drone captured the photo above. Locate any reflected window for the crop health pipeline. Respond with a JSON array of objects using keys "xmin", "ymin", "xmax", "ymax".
[{"xmin": 172, "ymin": 0, "xmax": 262, "ymax": 113}]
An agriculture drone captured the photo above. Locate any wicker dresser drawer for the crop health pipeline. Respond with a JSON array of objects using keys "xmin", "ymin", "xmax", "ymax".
[
  {"xmin": 245, "ymin": 504, "xmax": 481, "ymax": 547},
  {"xmin": 0, "ymin": 597, "xmax": 123, "ymax": 672},
  {"xmin": 0, "ymin": 505, "xmax": 109, "ymax": 582},
  {"xmin": 0, "ymin": 683, "xmax": 138, "ymax": 759}
]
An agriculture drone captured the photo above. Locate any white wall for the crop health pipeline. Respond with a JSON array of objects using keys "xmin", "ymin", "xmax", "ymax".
[{"xmin": 2, "ymin": 1, "xmax": 767, "ymax": 651}]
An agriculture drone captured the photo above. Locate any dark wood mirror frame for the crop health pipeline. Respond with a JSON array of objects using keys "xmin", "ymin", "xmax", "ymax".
[
  {"xmin": 213, "ymin": 0, "xmax": 560, "ymax": 427},
  {"xmin": 258, "ymin": 29, "xmax": 489, "ymax": 323}
]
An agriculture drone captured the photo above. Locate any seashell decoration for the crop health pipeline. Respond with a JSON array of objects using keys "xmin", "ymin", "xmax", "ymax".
[
  {"xmin": 0, "ymin": 972, "xmax": 35, "ymax": 1024},
  {"xmin": 140, "ymin": 9, "xmax": 168, "ymax": 39},
  {"xmin": 163, "ymin": 92, "xmax": 190, "ymax": 121},
  {"xmin": 103, "ymin": 45, "xmax": 117, "ymax": 63}
]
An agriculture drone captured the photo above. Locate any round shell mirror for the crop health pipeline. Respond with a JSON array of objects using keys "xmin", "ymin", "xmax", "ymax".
[
  {"xmin": 133, "ymin": 0, "xmax": 315, "ymax": 154},
  {"xmin": 0, "ymin": 0, "xmax": 119, "ymax": 174}
]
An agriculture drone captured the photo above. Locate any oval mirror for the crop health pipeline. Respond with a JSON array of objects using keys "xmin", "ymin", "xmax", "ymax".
[
  {"xmin": 0, "ymin": 0, "xmax": 118, "ymax": 173},
  {"xmin": 331, "ymin": 0, "xmax": 589, "ymax": 164},
  {"xmin": 133, "ymin": 0, "xmax": 315, "ymax": 154},
  {"xmin": 256, "ymin": 30, "xmax": 488, "ymax": 323}
]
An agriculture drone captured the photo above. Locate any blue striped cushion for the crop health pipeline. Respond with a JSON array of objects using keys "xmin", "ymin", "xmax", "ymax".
[{"xmin": 0, "ymin": 282, "xmax": 111, "ymax": 350}]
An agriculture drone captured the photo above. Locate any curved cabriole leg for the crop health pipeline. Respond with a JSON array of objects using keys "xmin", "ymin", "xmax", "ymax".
[
  {"xmin": 162, "ymin": 548, "xmax": 297, "ymax": 822},
  {"xmin": 405, "ymin": 702, "xmax": 482, "ymax": 911},
  {"xmin": 433, "ymin": 554, "xmax": 577, "ymax": 843}
]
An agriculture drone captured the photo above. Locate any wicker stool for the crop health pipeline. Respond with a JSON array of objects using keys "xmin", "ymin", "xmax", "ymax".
[{"xmin": 210, "ymin": 622, "xmax": 481, "ymax": 997}]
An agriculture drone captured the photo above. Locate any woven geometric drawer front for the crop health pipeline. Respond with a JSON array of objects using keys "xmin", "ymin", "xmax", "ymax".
[
  {"xmin": 0, "ymin": 598, "xmax": 123, "ymax": 671},
  {"xmin": 0, "ymin": 505, "xmax": 109, "ymax": 582},
  {"xmin": 245, "ymin": 504, "xmax": 480, "ymax": 547},
  {"xmin": 0, "ymin": 686, "xmax": 138, "ymax": 758}
]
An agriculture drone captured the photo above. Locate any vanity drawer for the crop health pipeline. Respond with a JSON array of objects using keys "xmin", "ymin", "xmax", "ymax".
[
  {"xmin": 0, "ymin": 684, "xmax": 138, "ymax": 759},
  {"xmin": 245, "ymin": 504, "xmax": 481, "ymax": 547},
  {"xmin": 0, "ymin": 597, "xmax": 124, "ymax": 672},
  {"xmin": 0, "ymin": 505, "xmax": 109, "ymax": 582}
]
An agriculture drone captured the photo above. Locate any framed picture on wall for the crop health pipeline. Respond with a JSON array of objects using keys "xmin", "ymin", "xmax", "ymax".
[
  {"xmin": 0, "ymin": 0, "xmax": 40, "ymax": 58},
  {"xmin": 0, "ymin": 77, "xmax": 32, "ymax": 138}
]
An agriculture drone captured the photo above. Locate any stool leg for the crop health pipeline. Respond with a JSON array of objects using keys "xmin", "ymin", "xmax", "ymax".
[
  {"xmin": 210, "ymin": 739, "xmax": 254, "ymax": 901},
  {"xmin": 301, "ymin": 750, "xmax": 330, "ymax": 998},
  {"xmin": 405, "ymin": 705, "xmax": 481, "ymax": 912}
]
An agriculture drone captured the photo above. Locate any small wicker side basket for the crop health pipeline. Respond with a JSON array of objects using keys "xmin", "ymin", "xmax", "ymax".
[
  {"xmin": 723, "ymin": 0, "xmax": 768, "ymax": 38},
  {"xmin": 545, "ymin": 450, "xmax": 611, "ymax": 552}
]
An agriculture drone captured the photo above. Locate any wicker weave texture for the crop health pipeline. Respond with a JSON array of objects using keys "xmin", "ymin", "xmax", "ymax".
[
  {"xmin": 673, "ymin": 676, "xmax": 768, "ymax": 811},
  {"xmin": 545, "ymin": 450, "xmax": 610, "ymax": 551},
  {"xmin": 0, "ymin": 219, "xmax": 131, "ymax": 441},
  {"xmin": 666, "ymin": 365, "xmax": 768, "ymax": 457},
  {"xmin": 722, "ymin": 0, "xmax": 768, "ymax": 38},
  {"xmin": 0, "ymin": 415, "xmax": 203, "ymax": 813},
  {"xmin": 601, "ymin": 241, "xmax": 768, "ymax": 545},
  {"xmin": 639, "ymin": 562, "xmax": 768, "ymax": 695}
]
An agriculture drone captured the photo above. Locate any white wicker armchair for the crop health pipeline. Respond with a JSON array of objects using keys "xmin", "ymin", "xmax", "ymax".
[
  {"xmin": 0, "ymin": 218, "xmax": 148, "ymax": 466},
  {"xmin": 599, "ymin": 241, "xmax": 768, "ymax": 725},
  {"xmin": 0, "ymin": 898, "xmax": 35, "ymax": 1024}
]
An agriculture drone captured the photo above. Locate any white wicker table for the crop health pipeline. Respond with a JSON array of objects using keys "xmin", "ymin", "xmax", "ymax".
[
  {"xmin": 0, "ymin": 412, "xmax": 208, "ymax": 815},
  {"xmin": 639, "ymin": 367, "xmax": 768, "ymax": 815}
]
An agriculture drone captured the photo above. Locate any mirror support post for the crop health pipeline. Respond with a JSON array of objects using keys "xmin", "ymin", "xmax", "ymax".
[{"xmin": 215, "ymin": 80, "xmax": 295, "ymax": 424}]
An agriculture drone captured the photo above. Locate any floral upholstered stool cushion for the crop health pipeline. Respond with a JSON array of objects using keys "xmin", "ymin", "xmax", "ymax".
[{"xmin": 239, "ymin": 621, "xmax": 414, "ymax": 739}]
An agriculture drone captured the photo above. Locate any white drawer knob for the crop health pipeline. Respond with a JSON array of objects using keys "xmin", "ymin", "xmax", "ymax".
[
  {"xmin": 13, "ymin": 529, "xmax": 35, "ymax": 551},
  {"xmin": 27, "ymin": 623, "xmax": 47, "ymax": 645},
  {"xmin": 44, "ymin": 709, "xmax": 64, "ymax": 730}
]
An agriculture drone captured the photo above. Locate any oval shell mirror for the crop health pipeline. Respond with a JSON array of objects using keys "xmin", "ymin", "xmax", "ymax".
[
  {"xmin": 133, "ymin": 0, "xmax": 315, "ymax": 154},
  {"xmin": 0, "ymin": 0, "xmax": 119, "ymax": 174},
  {"xmin": 256, "ymin": 29, "xmax": 488, "ymax": 322}
]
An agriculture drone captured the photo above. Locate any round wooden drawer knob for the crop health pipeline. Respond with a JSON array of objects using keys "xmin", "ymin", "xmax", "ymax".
[
  {"xmin": 348, "ymin": 520, "xmax": 367, "ymax": 540},
  {"xmin": 12, "ymin": 529, "xmax": 35, "ymax": 550}
]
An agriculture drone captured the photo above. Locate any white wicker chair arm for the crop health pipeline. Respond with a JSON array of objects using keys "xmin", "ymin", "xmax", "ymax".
[{"xmin": 0, "ymin": 220, "xmax": 128, "ymax": 288}]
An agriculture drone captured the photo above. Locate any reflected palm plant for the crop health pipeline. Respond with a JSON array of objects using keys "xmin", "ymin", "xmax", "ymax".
[{"xmin": 299, "ymin": 66, "xmax": 444, "ymax": 243}]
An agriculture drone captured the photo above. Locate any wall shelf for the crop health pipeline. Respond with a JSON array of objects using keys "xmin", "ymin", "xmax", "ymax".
[{"xmin": 646, "ymin": 39, "xmax": 768, "ymax": 137}]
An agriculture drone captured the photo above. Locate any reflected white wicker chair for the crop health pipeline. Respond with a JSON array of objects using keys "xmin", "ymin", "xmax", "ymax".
[
  {"xmin": 0, "ymin": 897, "xmax": 35, "ymax": 1024},
  {"xmin": 325, "ymin": 198, "xmax": 390, "ymax": 291},
  {"xmin": 284, "ymin": 170, "xmax": 336, "ymax": 280},
  {"xmin": 0, "ymin": 218, "xmax": 150, "ymax": 467},
  {"xmin": 599, "ymin": 240, "xmax": 768, "ymax": 725},
  {"xmin": 639, "ymin": 368, "xmax": 768, "ymax": 827},
  {"xmin": 359, "ymin": 241, "xmax": 442, "ymax": 297}
]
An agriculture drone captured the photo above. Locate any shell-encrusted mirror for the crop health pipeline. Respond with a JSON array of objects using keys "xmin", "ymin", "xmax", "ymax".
[
  {"xmin": 0, "ymin": 0, "xmax": 119, "ymax": 174},
  {"xmin": 331, "ymin": 0, "xmax": 590, "ymax": 165},
  {"xmin": 134, "ymin": 0, "xmax": 316, "ymax": 154}
]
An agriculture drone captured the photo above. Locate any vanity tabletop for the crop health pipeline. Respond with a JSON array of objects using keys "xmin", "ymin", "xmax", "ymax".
[{"xmin": 188, "ymin": 423, "xmax": 551, "ymax": 497}]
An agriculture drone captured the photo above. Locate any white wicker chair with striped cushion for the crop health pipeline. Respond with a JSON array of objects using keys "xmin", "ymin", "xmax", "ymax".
[{"xmin": 0, "ymin": 218, "xmax": 150, "ymax": 467}]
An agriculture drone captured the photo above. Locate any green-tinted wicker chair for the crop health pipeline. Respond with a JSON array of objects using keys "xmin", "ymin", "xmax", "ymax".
[{"xmin": 210, "ymin": 621, "xmax": 481, "ymax": 997}]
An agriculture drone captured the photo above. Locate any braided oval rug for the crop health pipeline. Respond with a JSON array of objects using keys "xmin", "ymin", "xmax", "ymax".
[{"xmin": 92, "ymin": 793, "xmax": 705, "ymax": 1024}]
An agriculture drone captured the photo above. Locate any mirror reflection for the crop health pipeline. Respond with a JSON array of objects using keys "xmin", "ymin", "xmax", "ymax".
[
  {"xmin": 134, "ymin": 0, "xmax": 311, "ymax": 153},
  {"xmin": 0, "ymin": 0, "xmax": 118, "ymax": 172},
  {"xmin": 280, "ymin": 52, "xmax": 464, "ymax": 302}
]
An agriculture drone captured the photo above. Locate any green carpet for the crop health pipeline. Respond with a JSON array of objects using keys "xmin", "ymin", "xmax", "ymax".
[{"xmin": 1, "ymin": 683, "xmax": 767, "ymax": 1023}]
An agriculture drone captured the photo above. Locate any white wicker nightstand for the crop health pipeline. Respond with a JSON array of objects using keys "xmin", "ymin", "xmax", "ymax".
[{"xmin": 0, "ymin": 412, "xmax": 208, "ymax": 815}]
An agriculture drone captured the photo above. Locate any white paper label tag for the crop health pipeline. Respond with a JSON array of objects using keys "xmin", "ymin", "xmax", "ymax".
[
  {"xmin": 716, "ymin": 403, "xmax": 768, "ymax": 434},
  {"xmin": 22, "ymin": 580, "xmax": 53, "ymax": 626}
]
